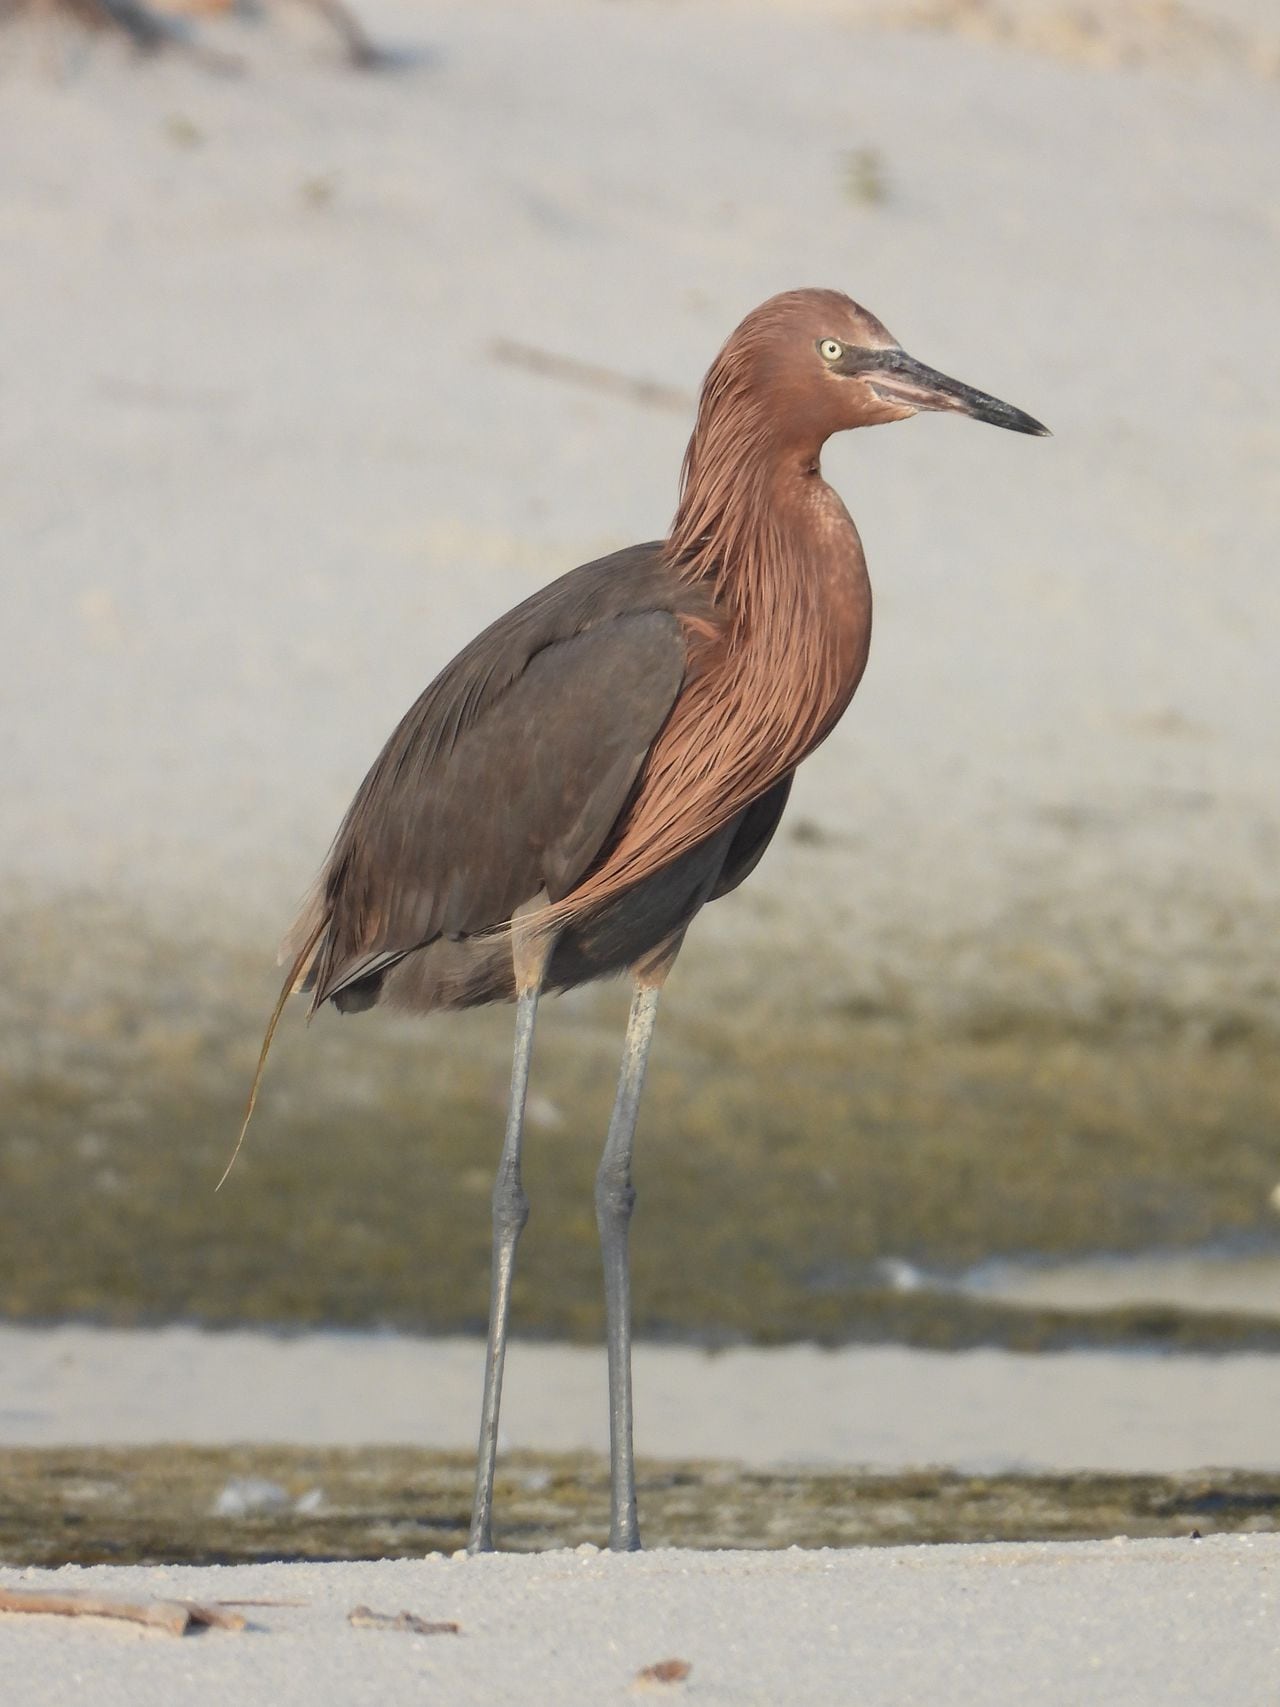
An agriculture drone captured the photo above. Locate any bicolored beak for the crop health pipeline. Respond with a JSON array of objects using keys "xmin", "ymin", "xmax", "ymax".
[{"xmin": 846, "ymin": 346, "xmax": 1049, "ymax": 436}]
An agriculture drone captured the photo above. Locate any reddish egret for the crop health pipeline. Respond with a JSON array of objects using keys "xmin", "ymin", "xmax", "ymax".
[{"xmin": 245, "ymin": 288, "xmax": 1047, "ymax": 1552}]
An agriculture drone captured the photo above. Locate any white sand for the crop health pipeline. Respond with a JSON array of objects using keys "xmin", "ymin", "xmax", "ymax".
[
  {"xmin": 1, "ymin": 0, "xmax": 1277, "ymax": 1029},
  {"xmin": 3, "ymin": 1326, "xmax": 1279, "ymax": 1474},
  {"xmin": 2, "ymin": 1538, "xmax": 1277, "ymax": 1706}
]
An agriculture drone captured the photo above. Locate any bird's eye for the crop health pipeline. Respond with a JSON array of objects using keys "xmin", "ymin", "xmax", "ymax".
[{"xmin": 818, "ymin": 339, "xmax": 843, "ymax": 363}]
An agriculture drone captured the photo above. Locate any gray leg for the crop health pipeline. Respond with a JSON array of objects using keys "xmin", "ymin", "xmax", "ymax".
[
  {"xmin": 468, "ymin": 922, "xmax": 552, "ymax": 1554},
  {"xmin": 595, "ymin": 935, "xmax": 682, "ymax": 1551}
]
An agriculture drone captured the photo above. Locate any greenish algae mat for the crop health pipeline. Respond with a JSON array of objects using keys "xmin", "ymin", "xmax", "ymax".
[
  {"xmin": 3, "ymin": 898, "xmax": 1279, "ymax": 1347},
  {"xmin": 1, "ymin": 1448, "xmax": 1278, "ymax": 1566}
]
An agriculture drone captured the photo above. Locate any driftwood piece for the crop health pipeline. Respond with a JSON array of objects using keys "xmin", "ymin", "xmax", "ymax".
[
  {"xmin": 489, "ymin": 339, "xmax": 693, "ymax": 415},
  {"xmin": 347, "ymin": 1603, "xmax": 460, "ymax": 1635},
  {"xmin": 0, "ymin": 1585, "xmax": 246, "ymax": 1635}
]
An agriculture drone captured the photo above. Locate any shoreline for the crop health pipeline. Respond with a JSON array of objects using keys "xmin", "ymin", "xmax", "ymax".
[{"xmin": 4, "ymin": 1326, "xmax": 1280, "ymax": 1474}]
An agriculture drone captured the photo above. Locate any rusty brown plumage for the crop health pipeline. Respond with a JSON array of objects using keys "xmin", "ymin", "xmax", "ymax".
[{"xmin": 232, "ymin": 286, "xmax": 1048, "ymax": 1552}]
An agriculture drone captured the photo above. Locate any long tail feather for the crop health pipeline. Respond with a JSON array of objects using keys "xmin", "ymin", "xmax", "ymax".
[{"xmin": 216, "ymin": 918, "xmax": 327, "ymax": 1192}]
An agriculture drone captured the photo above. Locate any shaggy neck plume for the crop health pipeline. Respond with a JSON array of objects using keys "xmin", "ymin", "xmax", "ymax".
[{"xmin": 664, "ymin": 333, "xmax": 830, "ymax": 633}]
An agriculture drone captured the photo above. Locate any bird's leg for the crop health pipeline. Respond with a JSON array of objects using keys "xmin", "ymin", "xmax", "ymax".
[
  {"xmin": 595, "ymin": 931, "xmax": 684, "ymax": 1552},
  {"xmin": 468, "ymin": 913, "xmax": 555, "ymax": 1555}
]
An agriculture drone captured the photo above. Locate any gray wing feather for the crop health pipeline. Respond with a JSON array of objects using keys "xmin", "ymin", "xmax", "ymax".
[{"xmin": 309, "ymin": 606, "xmax": 686, "ymax": 1006}]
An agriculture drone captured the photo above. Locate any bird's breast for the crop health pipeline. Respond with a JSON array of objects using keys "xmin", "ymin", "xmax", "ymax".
[{"xmin": 809, "ymin": 515, "xmax": 873, "ymax": 734}]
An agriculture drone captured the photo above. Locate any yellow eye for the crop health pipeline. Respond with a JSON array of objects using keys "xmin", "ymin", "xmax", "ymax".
[{"xmin": 818, "ymin": 339, "xmax": 843, "ymax": 362}]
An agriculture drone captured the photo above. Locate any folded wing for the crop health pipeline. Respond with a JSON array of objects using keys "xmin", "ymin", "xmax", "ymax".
[{"xmin": 295, "ymin": 552, "xmax": 693, "ymax": 1010}]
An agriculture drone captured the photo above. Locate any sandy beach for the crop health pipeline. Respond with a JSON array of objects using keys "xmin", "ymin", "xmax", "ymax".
[{"xmin": 5, "ymin": 1537, "xmax": 1279, "ymax": 1707}]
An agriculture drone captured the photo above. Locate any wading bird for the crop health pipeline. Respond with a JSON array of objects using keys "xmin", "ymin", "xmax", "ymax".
[{"xmin": 242, "ymin": 288, "xmax": 1047, "ymax": 1553}]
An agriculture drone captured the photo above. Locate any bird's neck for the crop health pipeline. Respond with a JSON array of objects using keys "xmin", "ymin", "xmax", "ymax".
[
  {"xmin": 669, "ymin": 441, "xmax": 870, "ymax": 654},
  {"xmin": 555, "ymin": 449, "xmax": 872, "ymax": 920},
  {"xmin": 663, "ymin": 436, "xmax": 874, "ymax": 797}
]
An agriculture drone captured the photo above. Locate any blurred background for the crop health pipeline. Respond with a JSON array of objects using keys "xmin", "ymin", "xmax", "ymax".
[{"xmin": 1, "ymin": 0, "xmax": 1278, "ymax": 1379}]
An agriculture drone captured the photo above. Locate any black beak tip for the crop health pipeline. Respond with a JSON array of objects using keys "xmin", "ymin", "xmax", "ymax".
[
  {"xmin": 993, "ymin": 407, "xmax": 1050, "ymax": 438},
  {"xmin": 994, "ymin": 402, "xmax": 1051, "ymax": 438}
]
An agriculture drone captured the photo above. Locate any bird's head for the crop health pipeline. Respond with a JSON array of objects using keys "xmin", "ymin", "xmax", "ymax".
[{"xmin": 704, "ymin": 288, "xmax": 1049, "ymax": 456}]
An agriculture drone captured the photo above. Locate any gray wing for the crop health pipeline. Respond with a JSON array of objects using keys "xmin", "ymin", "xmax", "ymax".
[{"xmin": 305, "ymin": 607, "xmax": 687, "ymax": 1008}]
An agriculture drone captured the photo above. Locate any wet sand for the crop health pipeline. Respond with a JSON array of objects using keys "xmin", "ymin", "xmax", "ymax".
[
  {"xmin": 9, "ymin": 1441, "xmax": 1280, "ymax": 1563},
  {"xmin": 3, "ymin": 1326, "xmax": 1280, "ymax": 1474},
  {"xmin": 4, "ymin": 1324, "xmax": 1279, "ymax": 1566},
  {"xmin": 4, "ymin": 892, "xmax": 1278, "ymax": 1340}
]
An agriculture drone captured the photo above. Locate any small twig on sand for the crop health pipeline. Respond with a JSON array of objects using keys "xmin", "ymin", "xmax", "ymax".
[
  {"xmin": 348, "ymin": 1604, "xmax": 460, "ymax": 1635},
  {"xmin": 0, "ymin": 1585, "xmax": 247, "ymax": 1635},
  {"xmin": 489, "ymin": 338, "xmax": 693, "ymax": 416}
]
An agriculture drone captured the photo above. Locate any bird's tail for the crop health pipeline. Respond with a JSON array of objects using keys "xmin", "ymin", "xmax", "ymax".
[{"xmin": 215, "ymin": 916, "xmax": 328, "ymax": 1192}]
